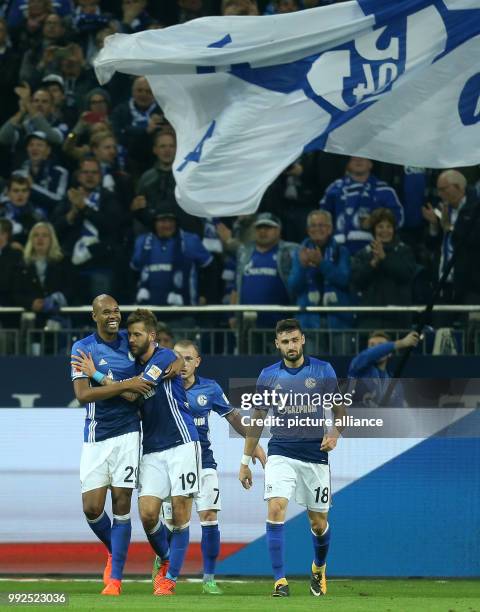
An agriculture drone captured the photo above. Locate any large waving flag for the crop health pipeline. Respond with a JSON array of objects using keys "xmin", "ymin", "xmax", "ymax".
[{"xmin": 94, "ymin": 0, "xmax": 480, "ymax": 217}]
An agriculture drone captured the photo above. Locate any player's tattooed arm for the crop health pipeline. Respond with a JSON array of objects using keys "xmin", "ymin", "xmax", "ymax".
[
  {"xmin": 226, "ymin": 410, "xmax": 267, "ymax": 467},
  {"xmin": 239, "ymin": 408, "xmax": 265, "ymax": 489},
  {"xmin": 73, "ymin": 376, "xmax": 153, "ymax": 404},
  {"xmin": 163, "ymin": 355, "xmax": 185, "ymax": 379},
  {"xmin": 71, "ymin": 350, "xmax": 144, "ymax": 403},
  {"xmin": 320, "ymin": 401, "xmax": 347, "ymax": 452}
]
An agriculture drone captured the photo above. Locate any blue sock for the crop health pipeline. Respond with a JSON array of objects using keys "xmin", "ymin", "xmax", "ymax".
[
  {"xmin": 266, "ymin": 521, "xmax": 285, "ymax": 582},
  {"xmin": 166, "ymin": 526, "xmax": 190, "ymax": 581},
  {"xmin": 110, "ymin": 514, "xmax": 131, "ymax": 580},
  {"xmin": 312, "ymin": 524, "xmax": 331, "ymax": 568},
  {"xmin": 201, "ymin": 522, "xmax": 220, "ymax": 578},
  {"xmin": 147, "ymin": 521, "xmax": 170, "ymax": 560},
  {"xmin": 86, "ymin": 511, "xmax": 111, "ymax": 553}
]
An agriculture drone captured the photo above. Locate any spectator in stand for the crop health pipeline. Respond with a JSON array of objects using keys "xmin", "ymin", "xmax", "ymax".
[
  {"xmin": 132, "ymin": 129, "xmax": 202, "ymax": 235},
  {"xmin": 18, "ymin": 13, "xmax": 68, "ymax": 86},
  {"xmin": 351, "ymin": 207, "xmax": 416, "ymax": 330},
  {"xmin": 0, "ymin": 175, "xmax": 45, "ymax": 247},
  {"xmin": 216, "ymin": 215, "xmax": 256, "ymax": 254},
  {"xmin": 119, "ymin": 0, "xmax": 154, "ymax": 33},
  {"xmin": 260, "ymin": 156, "xmax": 318, "ymax": 243},
  {"xmin": 111, "ymin": 76, "xmax": 164, "ymax": 177},
  {"xmin": 17, "ymin": 130, "xmax": 68, "ymax": 215},
  {"xmin": 263, "ymin": 0, "xmax": 299, "ymax": 14},
  {"xmin": 156, "ymin": 321, "xmax": 174, "ymax": 348},
  {"xmin": 41, "ymin": 74, "xmax": 78, "ymax": 130},
  {"xmin": 233, "ymin": 212, "xmax": 297, "ymax": 328},
  {"xmin": 422, "ymin": 170, "xmax": 480, "ymax": 305},
  {"xmin": 131, "ymin": 209, "xmax": 213, "ymax": 306},
  {"xmin": 62, "ymin": 88, "xmax": 112, "ymax": 165},
  {"xmin": 222, "ymin": 0, "xmax": 258, "ymax": 14},
  {"xmin": 71, "ymin": 0, "xmax": 114, "ymax": 64},
  {"xmin": 177, "ymin": 0, "xmax": 209, "ymax": 22},
  {"xmin": 320, "ymin": 156, "xmax": 404, "ymax": 255},
  {"xmin": 0, "ymin": 18, "xmax": 21, "ymax": 126},
  {"xmin": 288, "ymin": 209, "xmax": 353, "ymax": 333},
  {"xmin": 12, "ymin": 220, "xmax": 73, "ymax": 328},
  {"xmin": 90, "ymin": 130, "xmax": 133, "ymax": 211},
  {"xmin": 8, "ymin": 0, "xmax": 55, "ymax": 53},
  {"xmin": 0, "ymin": 219, "xmax": 23, "ymax": 317},
  {"xmin": 0, "ymin": 84, "xmax": 65, "ymax": 163},
  {"xmin": 8, "ymin": 0, "xmax": 71, "ymax": 29},
  {"xmin": 51, "ymin": 156, "xmax": 124, "ymax": 300},
  {"xmin": 55, "ymin": 43, "xmax": 97, "ymax": 109}
]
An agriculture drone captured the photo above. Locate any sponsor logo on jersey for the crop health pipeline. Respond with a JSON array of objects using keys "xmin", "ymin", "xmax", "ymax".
[
  {"xmin": 197, "ymin": 394, "xmax": 208, "ymax": 406},
  {"xmin": 305, "ymin": 377, "xmax": 317, "ymax": 389},
  {"xmin": 146, "ymin": 365, "xmax": 162, "ymax": 380}
]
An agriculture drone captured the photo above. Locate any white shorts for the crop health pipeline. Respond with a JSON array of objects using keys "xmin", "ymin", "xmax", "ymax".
[
  {"xmin": 80, "ymin": 431, "xmax": 140, "ymax": 493},
  {"xmin": 264, "ymin": 454, "xmax": 331, "ymax": 512},
  {"xmin": 138, "ymin": 441, "xmax": 201, "ymax": 500},
  {"xmin": 162, "ymin": 468, "xmax": 221, "ymax": 519}
]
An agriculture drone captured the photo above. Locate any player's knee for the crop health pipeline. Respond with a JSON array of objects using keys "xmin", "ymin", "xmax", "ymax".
[
  {"xmin": 199, "ymin": 510, "xmax": 217, "ymax": 523},
  {"xmin": 268, "ymin": 499, "xmax": 286, "ymax": 522},
  {"xmin": 171, "ymin": 501, "xmax": 191, "ymax": 526},
  {"xmin": 111, "ymin": 492, "xmax": 132, "ymax": 516},
  {"xmin": 139, "ymin": 507, "xmax": 159, "ymax": 532},
  {"xmin": 83, "ymin": 503, "xmax": 104, "ymax": 521},
  {"xmin": 310, "ymin": 515, "xmax": 327, "ymax": 535}
]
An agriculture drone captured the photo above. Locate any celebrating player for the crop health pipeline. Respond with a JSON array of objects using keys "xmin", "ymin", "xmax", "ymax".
[
  {"xmin": 348, "ymin": 330, "xmax": 420, "ymax": 406},
  {"xmin": 127, "ymin": 309, "xmax": 201, "ymax": 597},
  {"xmin": 156, "ymin": 340, "xmax": 266, "ymax": 595},
  {"xmin": 238, "ymin": 318, "xmax": 345, "ymax": 597},
  {"xmin": 70, "ymin": 295, "xmax": 154, "ymax": 596}
]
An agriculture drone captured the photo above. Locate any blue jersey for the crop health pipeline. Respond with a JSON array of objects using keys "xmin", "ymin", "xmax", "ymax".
[
  {"xmin": 71, "ymin": 330, "xmax": 139, "ymax": 443},
  {"xmin": 257, "ymin": 356, "xmax": 339, "ymax": 464},
  {"xmin": 320, "ymin": 174, "xmax": 404, "ymax": 254},
  {"xmin": 348, "ymin": 342, "xmax": 404, "ymax": 407},
  {"xmin": 240, "ymin": 245, "xmax": 290, "ymax": 327},
  {"xmin": 186, "ymin": 376, "xmax": 233, "ymax": 469},
  {"xmin": 140, "ymin": 347, "xmax": 199, "ymax": 454}
]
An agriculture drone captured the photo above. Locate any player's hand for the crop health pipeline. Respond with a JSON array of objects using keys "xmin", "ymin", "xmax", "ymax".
[
  {"xmin": 252, "ymin": 444, "xmax": 267, "ymax": 469},
  {"xmin": 163, "ymin": 356, "xmax": 184, "ymax": 379},
  {"xmin": 125, "ymin": 376, "xmax": 154, "ymax": 395},
  {"xmin": 320, "ymin": 435, "xmax": 337, "ymax": 452},
  {"xmin": 71, "ymin": 349, "xmax": 97, "ymax": 378},
  {"xmin": 239, "ymin": 464, "xmax": 253, "ymax": 489},
  {"xmin": 396, "ymin": 331, "xmax": 421, "ymax": 350}
]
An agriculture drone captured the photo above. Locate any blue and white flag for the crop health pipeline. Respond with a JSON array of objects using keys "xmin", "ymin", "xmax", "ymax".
[{"xmin": 94, "ymin": 0, "xmax": 480, "ymax": 217}]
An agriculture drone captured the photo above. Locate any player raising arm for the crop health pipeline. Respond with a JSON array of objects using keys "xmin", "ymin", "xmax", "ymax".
[{"xmin": 239, "ymin": 318, "xmax": 345, "ymax": 598}]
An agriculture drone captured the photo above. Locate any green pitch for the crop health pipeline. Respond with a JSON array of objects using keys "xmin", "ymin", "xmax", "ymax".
[{"xmin": 0, "ymin": 579, "xmax": 479, "ymax": 612}]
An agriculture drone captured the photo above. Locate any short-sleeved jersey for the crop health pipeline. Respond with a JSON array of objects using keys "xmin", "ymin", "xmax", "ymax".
[
  {"xmin": 140, "ymin": 347, "xmax": 199, "ymax": 454},
  {"xmin": 256, "ymin": 356, "xmax": 339, "ymax": 464},
  {"xmin": 71, "ymin": 330, "xmax": 140, "ymax": 443},
  {"xmin": 186, "ymin": 376, "xmax": 233, "ymax": 469}
]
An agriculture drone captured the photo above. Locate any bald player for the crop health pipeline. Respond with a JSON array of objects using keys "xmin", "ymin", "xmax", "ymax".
[{"xmin": 70, "ymin": 295, "xmax": 181, "ymax": 596}]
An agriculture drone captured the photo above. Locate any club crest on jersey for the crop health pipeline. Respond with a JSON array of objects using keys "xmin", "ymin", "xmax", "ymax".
[
  {"xmin": 146, "ymin": 364, "xmax": 162, "ymax": 380},
  {"xmin": 197, "ymin": 394, "xmax": 208, "ymax": 406},
  {"xmin": 305, "ymin": 377, "xmax": 316, "ymax": 389}
]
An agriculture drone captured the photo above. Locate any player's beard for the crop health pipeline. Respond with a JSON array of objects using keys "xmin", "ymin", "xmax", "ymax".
[
  {"xmin": 132, "ymin": 337, "xmax": 151, "ymax": 359},
  {"xmin": 282, "ymin": 346, "xmax": 303, "ymax": 366}
]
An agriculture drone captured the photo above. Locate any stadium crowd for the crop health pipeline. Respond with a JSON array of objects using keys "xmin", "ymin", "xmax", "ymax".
[{"xmin": 1, "ymin": 0, "xmax": 480, "ymax": 335}]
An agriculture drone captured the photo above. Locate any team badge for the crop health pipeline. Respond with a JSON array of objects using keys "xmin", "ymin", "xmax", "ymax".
[
  {"xmin": 146, "ymin": 365, "xmax": 162, "ymax": 380},
  {"xmin": 197, "ymin": 394, "xmax": 208, "ymax": 406},
  {"xmin": 305, "ymin": 377, "xmax": 316, "ymax": 389}
]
